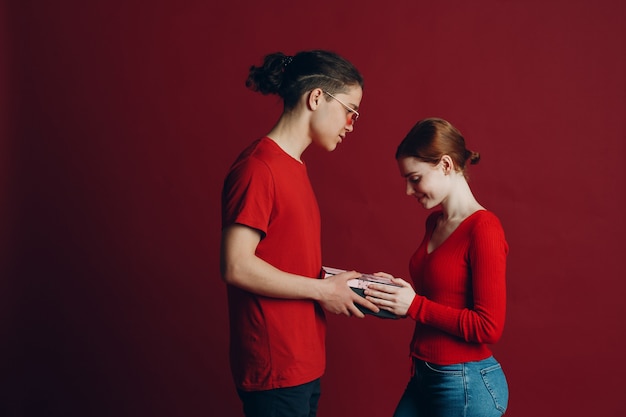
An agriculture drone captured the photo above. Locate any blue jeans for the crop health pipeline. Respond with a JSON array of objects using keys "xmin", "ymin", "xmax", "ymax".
[
  {"xmin": 393, "ymin": 356, "xmax": 508, "ymax": 417},
  {"xmin": 237, "ymin": 378, "xmax": 321, "ymax": 417}
]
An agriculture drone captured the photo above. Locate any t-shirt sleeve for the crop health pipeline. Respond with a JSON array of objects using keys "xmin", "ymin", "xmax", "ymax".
[{"xmin": 222, "ymin": 157, "xmax": 274, "ymax": 236}]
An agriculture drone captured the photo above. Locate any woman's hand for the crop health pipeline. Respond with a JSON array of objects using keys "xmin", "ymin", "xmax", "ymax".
[{"xmin": 363, "ymin": 272, "xmax": 416, "ymax": 317}]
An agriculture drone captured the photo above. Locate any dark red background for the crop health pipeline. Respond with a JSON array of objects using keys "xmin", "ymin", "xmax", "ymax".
[{"xmin": 3, "ymin": 1, "xmax": 625, "ymax": 416}]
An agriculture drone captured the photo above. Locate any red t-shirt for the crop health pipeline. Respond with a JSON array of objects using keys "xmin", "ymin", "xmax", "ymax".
[
  {"xmin": 221, "ymin": 137, "xmax": 325, "ymax": 391},
  {"xmin": 406, "ymin": 210, "xmax": 508, "ymax": 365}
]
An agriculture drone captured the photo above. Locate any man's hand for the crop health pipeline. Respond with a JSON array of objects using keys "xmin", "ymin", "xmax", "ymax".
[{"xmin": 316, "ymin": 270, "xmax": 380, "ymax": 318}]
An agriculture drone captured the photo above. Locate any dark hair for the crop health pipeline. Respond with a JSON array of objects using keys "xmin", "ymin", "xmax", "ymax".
[
  {"xmin": 396, "ymin": 118, "xmax": 480, "ymax": 176},
  {"xmin": 245, "ymin": 50, "xmax": 364, "ymax": 110}
]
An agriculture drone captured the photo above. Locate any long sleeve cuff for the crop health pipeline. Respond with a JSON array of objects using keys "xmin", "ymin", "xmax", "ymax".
[{"xmin": 407, "ymin": 295, "xmax": 423, "ymax": 320}]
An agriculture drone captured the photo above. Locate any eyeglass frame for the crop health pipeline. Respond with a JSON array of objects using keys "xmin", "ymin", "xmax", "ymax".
[{"xmin": 323, "ymin": 91, "xmax": 360, "ymax": 123}]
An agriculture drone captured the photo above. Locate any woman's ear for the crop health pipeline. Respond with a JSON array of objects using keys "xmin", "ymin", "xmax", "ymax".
[{"xmin": 440, "ymin": 155, "xmax": 454, "ymax": 175}]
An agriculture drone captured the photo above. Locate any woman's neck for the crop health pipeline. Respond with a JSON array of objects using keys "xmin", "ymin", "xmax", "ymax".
[{"xmin": 439, "ymin": 177, "xmax": 484, "ymax": 222}]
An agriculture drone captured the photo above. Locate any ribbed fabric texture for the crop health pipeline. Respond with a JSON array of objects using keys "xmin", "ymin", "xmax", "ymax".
[{"xmin": 406, "ymin": 210, "xmax": 508, "ymax": 365}]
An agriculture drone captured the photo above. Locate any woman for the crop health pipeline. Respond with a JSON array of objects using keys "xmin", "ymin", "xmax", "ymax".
[
  {"xmin": 220, "ymin": 50, "xmax": 378, "ymax": 417},
  {"xmin": 365, "ymin": 118, "xmax": 509, "ymax": 416}
]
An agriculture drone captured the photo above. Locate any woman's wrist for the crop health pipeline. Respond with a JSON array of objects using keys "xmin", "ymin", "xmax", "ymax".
[{"xmin": 406, "ymin": 295, "xmax": 422, "ymax": 320}]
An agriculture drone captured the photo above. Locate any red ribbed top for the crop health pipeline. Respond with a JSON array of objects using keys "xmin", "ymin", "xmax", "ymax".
[{"xmin": 406, "ymin": 210, "xmax": 508, "ymax": 364}]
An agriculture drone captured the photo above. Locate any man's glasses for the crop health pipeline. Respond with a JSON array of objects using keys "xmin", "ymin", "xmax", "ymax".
[{"xmin": 323, "ymin": 91, "xmax": 360, "ymax": 123}]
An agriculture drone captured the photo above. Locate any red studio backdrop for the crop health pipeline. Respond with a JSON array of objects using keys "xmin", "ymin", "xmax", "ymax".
[{"xmin": 3, "ymin": 1, "xmax": 625, "ymax": 416}]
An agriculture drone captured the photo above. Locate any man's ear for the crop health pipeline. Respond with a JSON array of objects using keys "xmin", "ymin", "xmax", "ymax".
[{"xmin": 308, "ymin": 88, "xmax": 324, "ymax": 110}]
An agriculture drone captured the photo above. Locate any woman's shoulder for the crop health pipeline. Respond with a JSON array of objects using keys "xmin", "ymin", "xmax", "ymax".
[
  {"xmin": 468, "ymin": 209, "xmax": 503, "ymax": 225},
  {"xmin": 466, "ymin": 210, "xmax": 507, "ymax": 240}
]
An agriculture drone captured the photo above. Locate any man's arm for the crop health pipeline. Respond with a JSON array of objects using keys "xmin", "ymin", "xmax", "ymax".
[{"xmin": 220, "ymin": 224, "xmax": 379, "ymax": 317}]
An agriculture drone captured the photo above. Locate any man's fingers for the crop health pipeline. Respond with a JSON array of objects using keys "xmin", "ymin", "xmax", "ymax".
[
  {"xmin": 349, "ymin": 306, "xmax": 365, "ymax": 318},
  {"xmin": 353, "ymin": 294, "xmax": 380, "ymax": 313}
]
